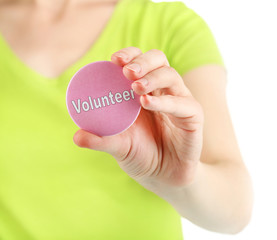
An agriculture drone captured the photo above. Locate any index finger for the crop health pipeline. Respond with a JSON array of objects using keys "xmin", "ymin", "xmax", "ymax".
[{"xmin": 111, "ymin": 46, "xmax": 143, "ymax": 66}]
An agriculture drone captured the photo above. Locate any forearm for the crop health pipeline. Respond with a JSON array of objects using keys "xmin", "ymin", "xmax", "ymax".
[{"xmin": 141, "ymin": 160, "xmax": 254, "ymax": 234}]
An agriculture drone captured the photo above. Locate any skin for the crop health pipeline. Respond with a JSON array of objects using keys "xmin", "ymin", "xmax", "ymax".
[{"xmin": 0, "ymin": 0, "xmax": 254, "ymax": 235}]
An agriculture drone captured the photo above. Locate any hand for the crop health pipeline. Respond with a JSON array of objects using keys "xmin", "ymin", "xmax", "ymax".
[{"xmin": 73, "ymin": 46, "xmax": 204, "ymax": 192}]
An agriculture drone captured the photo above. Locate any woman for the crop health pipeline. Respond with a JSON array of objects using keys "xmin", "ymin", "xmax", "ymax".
[{"xmin": 0, "ymin": 0, "xmax": 253, "ymax": 239}]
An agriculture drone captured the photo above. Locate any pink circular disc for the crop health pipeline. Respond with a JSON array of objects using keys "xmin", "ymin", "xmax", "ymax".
[{"xmin": 66, "ymin": 61, "xmax": 141, "ymax": 136}]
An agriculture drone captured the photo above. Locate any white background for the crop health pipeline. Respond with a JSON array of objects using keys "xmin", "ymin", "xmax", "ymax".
[{"xmin": 154, "ymin": 0, "xmax": 277, "ymax": 239}]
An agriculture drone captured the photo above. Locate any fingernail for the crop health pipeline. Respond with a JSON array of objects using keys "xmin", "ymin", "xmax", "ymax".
[
  {"xmin": 112, "ymin": 52, "xmax": 128, "ymax": 61},
  {"xmin": 125, "ymin": 63, "xmax": 141, "ymax": 73},
  {"xmin": 136, "ymin": 78, "xmax": 148, "ymax": 86},
  {"xmin": 145, "ymin": 94, "xmax": 153, "ymax": 102}
]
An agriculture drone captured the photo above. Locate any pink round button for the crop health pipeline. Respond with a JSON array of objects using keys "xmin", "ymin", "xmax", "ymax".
[{"xmin": 66, "ymin": 61, "xmax": 141, "ymax": 136}]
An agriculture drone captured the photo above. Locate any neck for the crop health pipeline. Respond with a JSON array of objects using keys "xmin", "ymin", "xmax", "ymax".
[
  {"xmin": 1, "ymin": 0, "xmax": 119, "ymax": 14},
  {"xmin": 1, "ymin": 0, "xmax": 119, "ymax": 21}
]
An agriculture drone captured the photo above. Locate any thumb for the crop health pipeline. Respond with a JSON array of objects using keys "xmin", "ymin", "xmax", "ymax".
[{"xmin": 73, "ymin": 129, "xmax": 127, "ymax": 159}]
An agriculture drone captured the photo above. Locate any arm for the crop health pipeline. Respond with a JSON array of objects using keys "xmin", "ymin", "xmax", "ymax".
[
  {"xmin": 74, "ymin": 47, "xmax": 254, "ymax": 235},
  {"xmin": 144, "ymin": 64, "xmax": 254, "ymax": 234}
]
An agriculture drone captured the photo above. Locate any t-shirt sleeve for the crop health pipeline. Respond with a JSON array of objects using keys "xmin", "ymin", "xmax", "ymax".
[{"xmin": 161, "ymin": 1, "xmax": 225, "ymax": 77}]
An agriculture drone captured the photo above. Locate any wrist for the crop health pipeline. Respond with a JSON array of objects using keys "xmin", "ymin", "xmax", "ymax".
[{"xmin": 137, "ymin": 160, "xmax": 203, "ymax": 202}]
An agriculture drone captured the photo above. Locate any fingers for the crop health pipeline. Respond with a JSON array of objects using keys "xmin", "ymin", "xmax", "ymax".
[
  {"xmin": 111, "ymin": 47, "xmax": 190, "ymax": 96},
  {"xmin": 110, "ymin": 47, "xmax": 202, "ymax": 129},
  {"xmin": 73, "ymin": 129, "xmax": 126, "ymax": 159},
  {"xmin": 123, "ymin": 49, "xmax": 170, "ymax": 80},
  {"xmin": 111, "ymin": 46, "xmax": 143, "ymax": 66},
  {"xmin": 111, "ymin": 47, "xmax": 170, "ymax": 80},
  {"xmin": 140, "ymin": 94, "xmax": 204, "ymax": 130},
  {"xmin": 131, "ymin": 65, "xmax": 189, "ymax": 97}
]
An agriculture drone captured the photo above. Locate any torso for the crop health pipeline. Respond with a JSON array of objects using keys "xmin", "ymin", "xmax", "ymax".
[{"xmin": 0, "ymin": 0, "xmax": 119, "ymax": 78}]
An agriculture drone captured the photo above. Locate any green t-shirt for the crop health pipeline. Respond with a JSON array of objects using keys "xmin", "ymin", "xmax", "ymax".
[{"xmin": 0, "ymin": 0, "xmax": 224, "ymax": 239}]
